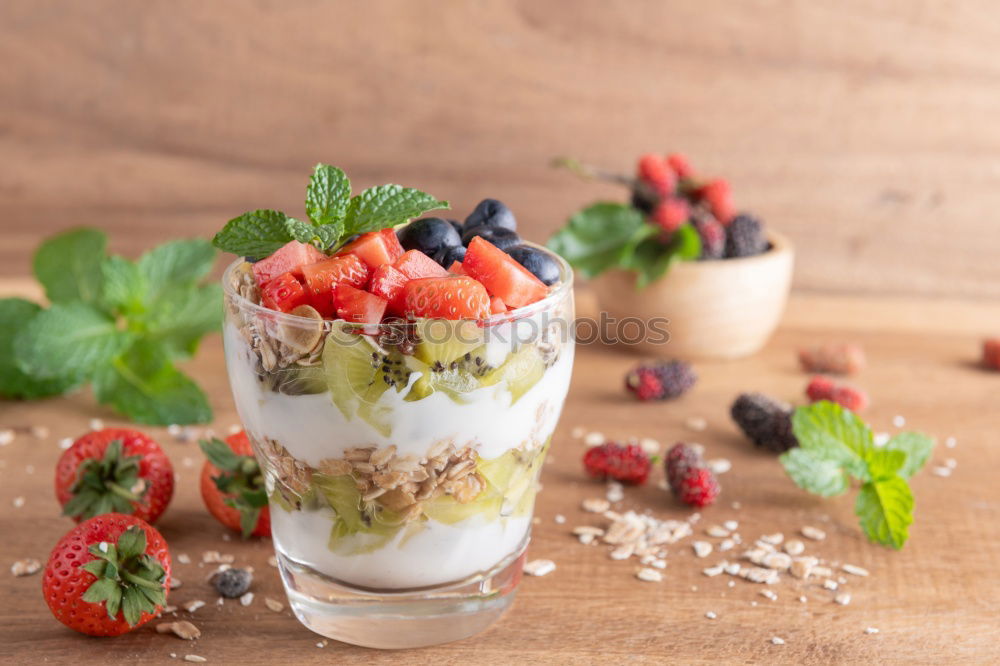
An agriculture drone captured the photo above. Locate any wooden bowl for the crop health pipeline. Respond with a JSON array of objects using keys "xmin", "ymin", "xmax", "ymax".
[{"xmin": 588, "ymin": 232, "xmax": 794, "ymax": 360}]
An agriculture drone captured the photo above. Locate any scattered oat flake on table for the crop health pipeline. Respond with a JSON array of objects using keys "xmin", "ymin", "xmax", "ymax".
[
  {"xmin": 771, "ymin": 637, "xmax": 786, "ymax": 645},
  {"xmin": 783, "ymin": 539, "xmax": 805, "ymax": 556},
  {"xmin": 571, "ymin": 426, "xmax": 586, "ymax": 439},
  {"xmin": 931, "ymin": 466, "xmax": 952, "ymax": 477},
  {"xmin": 605, "ymin": 482, "xmax": 624, "ymax": 503},
  {"xmin": 583, "ymin": 432, "xmax": 605, "ymax": 446},
  {"xmin": 702, "ymin": 563, "xmax": 725, "ymax": 577},
  {"xmin": 944, "ymin": 458, "xmax": 957, "ymax": 469},
  {"xmin": 799, "ymin": 596, "xmax": 808, "ymax": 603},
  {"xmin": 842, "ymin": 564, "xmax": 869, "ymax": 577},
  {"xmin": 227, "ymin": 423, "xmax": 242, "ymax": 435},
  {"xmin": 0, "ymin": 429, "xmax": 14, "ymax": 446},
  {"xmin": 182, "ymin": 600, "xmax": 205, "ymax": 613},
  {"xmin": 11, "ymin": 559, "xmax": 41, "ymax": 577},
  {"xmin": 177, "ymin": 553, "xmax": 191, "ymax": 564},
  {"xmin": 704, "ymin": 611, "xmax": 717, "ymax": 619},
  {"xmin": 801, "ymin": 526, "xmax": 826, "ymax": 541},
  {"xmin": 582, "ymin": 498, "xmax": 610, "ymax": 513},
  {"xmin": 874, "ymin": 432, "xmax": 890, "ymax": 446},
  {"xmin": 183, "ymin": 657, "xmax": 207, "ymax": 664},
  {"xmin": 89, "ymin": 418, "xmax": 104, "ymax": 431},
  {"xmin": 157, "ymin": 621, "xmax": 201, "ymax": 640},
  {"xmin": 524, "ymin": 559, "xmax": 556, "ymax": 577},
  {"xmin": 945, "ymin": 437, "xmax": 957, "ymax": 449},
  {"xmin": 12, "ymin": 496, "xmax": 25, "ymax": 508},
  {"xmin": 892, "ymin": 415, "xmax": 906, "ymax": 427},
  {"xmin": 267, "ymin": 555, "xmax": 278, "ymax": 567},
  {"xmin": 693, "ymin": 541, "xmax": 713, "ymax": 558},
  {"xmin": 639, "ymin": 437, "xmax": 660, "ymax": 455},
  {"xmin": 759, "ymin": 532, "xmax": 783, "ymax": 545},
  {"xmin": 823, "ymin": 579, "xmax": 839, "ymax": 591},
  {"xmin": 707, "ymin": 458, "xmax": 731, "ymax": 475},
  {"xmin": 202, "ymin": 550, "xmax": 235, "ymax": 564},
  {"xmin": 30, "ymin": 425, "xmax": 49, "ymax": 438},
  {"xmin": 58, "ymin": 437, "xmax": 73, "ymax": 450},
  {"xmin": 554, "ymin": 514, "xmax": 566, "ymax": 524},
  {"xmin": 760, "ymin": 589, "xmax": 778, "ymax": 601},
  {"xmin": 835, "ymin": 592, "xmax": 852, "ymax": 606},
  {"xmin": 865, "ymin": 627, "xmax": 879, "ymax": 634},
  {"xmin": 240, "ymin": 592, "xmax": 254, "ymax": 606},
  {"xmin": 170, "ymin": 578, "xmax": 183, "ymax": 590},
  {"xmin": 264, "ymin": 597, "xmax": 285, "ymax": 612},
  {"xmin": 636, "ymin": 567, "xmax": 663, "ymax": 582},
  {"xmin": 684, "ymin": 417, "xmax": 708, "ymax": 432},
  {"xmin": 706, "ymin": 525, "xmax": 730, "ymax": 538}
]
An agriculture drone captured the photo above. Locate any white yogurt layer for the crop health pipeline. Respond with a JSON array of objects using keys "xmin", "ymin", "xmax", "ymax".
[
  {"xmin": 224, "ymin": 323, "xmax": 574, "ymax": 465},
  {"xmin": 271, "ymin": 503, "xmax": 531, "ymax": 588}
]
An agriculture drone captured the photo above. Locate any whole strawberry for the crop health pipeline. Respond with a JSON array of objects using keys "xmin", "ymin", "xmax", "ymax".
[
  {"xmin": 664, "ymin": 443, "xmax": 719, "ymax": 507},
  {"xmin": 583, "ymin": 442, "xmax": 651, "ymax": 485},
  {"xmin": 625, "ymin": 360, "xmax": 696, "ymax": 401},
  {"xmin": 199, "ymin": 431, "xmax": 271, "ymax": 538},
  {"xmin": 43, "ymin": 513, "xmax": 171, "ymax": 636},
  {"xmin": 56, "ymin": 429, "xmax": 174, "ymax": 524}
]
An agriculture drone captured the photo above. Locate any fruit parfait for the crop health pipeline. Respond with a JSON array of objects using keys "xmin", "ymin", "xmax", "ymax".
[{"xmin": 215, "ymin": 165, "xmax": 574, "ymax": 648}]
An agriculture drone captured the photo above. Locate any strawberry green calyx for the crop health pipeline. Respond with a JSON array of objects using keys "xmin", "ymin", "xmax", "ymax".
[
  {"xmin": 199, "ymin": 438, "xmax": 269, "ymax": 538},
  {"xmin": 80, "ymin": 526, "xmax": 167, "ymax": 626},
  {"xmin": 63, "ymin": 440, "xmax": 146, "ymax": 520}
]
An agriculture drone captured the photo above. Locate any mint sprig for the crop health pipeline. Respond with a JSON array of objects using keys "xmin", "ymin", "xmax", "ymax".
[
  {"xmin": 213, "ymin": 163, "xmax": 448, "ymax": 258},
  {"xmin": 2, "ymin": 229, "xmax": 219, "ymax": 424},
  {"xmin": 780, "ymin": 401, "xmax": 934, "ymax": 549},
  {"xmin": 546, "ymin": 202, "xmax": 701, "ymax": 288}
]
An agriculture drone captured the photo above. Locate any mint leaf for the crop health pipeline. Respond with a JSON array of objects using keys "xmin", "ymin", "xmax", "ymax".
[
  {"xmin": 212, "ymin": 210, "xmax": 316, "ymax": 258},
  {"xmin": 780, "ymin": 447, "xmax": 849, "ymax": 497},
  {"xmin": 342, "ymin": 185, "xmax": 448, "ymax": 237},
  {"xmin": 100, "ymin": 256, "xmax": 146, "ymax": 316},
  {"xmin": 885, "ymin": 432, "xmax": 934, "ymax": 479},
  {"xmin": 137, "ymin": 239, "xmax": 215, "ymax": 300},
  {"xmin": 14, "ymin": 302, "xmax": 133, "ymax": 381},
  {"xmin": 855, "ymin": 476, "xmax": 913, "ymax": 549},
  {"xmin": 864, "ymin": 447, "xmax": 907, "ymax": 480},
  {"xmin": 140, "ymin": 283, "xmax": 222, "ymax": 359},
  {"xmin": 792, "ymin": 401, "xmax": 872, "ymax": 479},
  {"xmin": 547, "ymin": 203, "xmax": 646, "ymax": 279},
  {"xmin": 622, "ymin": 223, "xmax": 702, "ymax": 288},
  {"xmin": 313, "ymin": 222, "xmax": 345, "ymax": 251},
  {"xmin": 306, "ymin": 164, "xmax": 352, "ymax": 226},
  {"xmin": 92, "ymin": 340, "xmax": 211, "ymax": 425},
  {"xmin": 34, "ymin": 228, "xmax": 107, "ymax": 305},
  {"xmin": 0, "ymin": 298, "xmax": 80, "ymax": 399}
]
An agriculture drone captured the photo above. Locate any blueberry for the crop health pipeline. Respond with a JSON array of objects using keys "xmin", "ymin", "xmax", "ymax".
[
  {"xmin": 506, "ymin": 244, "xmax": 561, "ymax": 286},
  {"xmin": 212, "ymin": 568, "xmax": 253, "ymax": 598},
  {"xmin": 447, "ymin": 219, "xmax": 463, "ymax": 236},
  {"xmin": 463, "ymin": 199, "xmax": 517, "ymax": 233},
  {"xmin": 462, "ymin": 226, "xmax": 521, "ymax": 251},
  {"xmin": 397, "ymin": 218, "xmax": 461, "ymax": 256},
  {"xmin": 434, "ymin": 244, "xmax": 467, "ymax": 268}
]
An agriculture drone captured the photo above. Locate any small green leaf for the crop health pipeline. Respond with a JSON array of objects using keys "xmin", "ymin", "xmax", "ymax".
[
  {"xmin": 547, "ymin": 203, "xmax": 646, "ymax": 279},
  {"xmin": 105, "ymin": 585, "xmax": 123, "ymax": 620},
  {"xmin": 121, "ymin": 585, "xmax": 146, "ymax": 626},
  {"xmin": 100, "ymin": 256, "xmax": 146, "ymax": 316},
  {"xmin": 864, "ymin": 447, "xmax": 907, "ymax": 481},
  {"xmin": 92, "ymin": 340, "xmax": 212, "ymax": 425},
  {"xmin": 140, "ymin": 283, "xmax": 222, "ymax": 359},
  {"xmin": 306, "ymin": 164, "xmax": 352, "ymax": 226},
  {"xmin": 313, "ymin": 221, "xmax": 345, "ymax": 251},
  {"xmin": 621, "ymin": 224, "xmax": 702, "ymax": 288},
  {"xmin": 137, "ymin": 239, "xmax": 216, "ymax": 302},
  {"xmin": 780, "ymin": 447, "xmax": 850, "ymax": 497},
  {"xmin": 33, "ymin": 228, "xmax": 107, "ymax": 305},
  {"xmin": 212, "ymin": 209, "xmax": 315, "ymax": 259},
  {"xmin": 116, "ymin": 526, "xmax": 147, "ymax": 560},
  {"xmin": 238, "ymin": 505, "xmax": 262, "ymax": 539},
  {"xmin": 342, "ymin": 185, "xmax": 449, "ymax": 237},
  {"xmin": 855, "ymin": 477, "xmax": 913, "ymax": 549},
  {"xmin": 81, "ymin": 577, "xmax": 117, "ymax": 604},
  {"xmin": 792, "ymin": 401, "xmax": 872, "ymax": 479},
  {"xmin": 0, "ymin": 298, "xmax": 80, "ymax": 399},
  {"xmin": 199, "ymin": 438, "xmax": 242, "ymax": 471},
  {"xmin": 81, "ymin": 560, "xmax": 107, "ymax": 578},
  {"xmin": 885, "ymin": 432, "xmax": 935, "ymax": 479},
  {"xmin": 14, "ymin": 302, "xmax": 134, "ymax": 380}
]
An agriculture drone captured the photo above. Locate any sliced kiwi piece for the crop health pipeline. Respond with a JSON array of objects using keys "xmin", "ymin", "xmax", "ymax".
[
  {"xmin": 313, "ymin": 473, "xmax": 408, "ymax": 555},
  {"xmin": 412, "ymin": 319, "xmax": 484, "ymax": 368},
  {"xmin": 272, "ymin": 365, "xmax": 327, "ymax": 396},
  {"xmin": 480, "ymin": 345, "xmax": 545, "ymax": 403}
]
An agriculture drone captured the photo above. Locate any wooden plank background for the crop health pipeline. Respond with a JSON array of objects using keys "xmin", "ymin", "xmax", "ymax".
[{"xmin": 1, "ymin": 0, "xmax": 999, "ymax": 299}]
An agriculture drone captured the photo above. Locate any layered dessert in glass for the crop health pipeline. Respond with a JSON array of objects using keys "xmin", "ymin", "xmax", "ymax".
[{"xmin": 220, "ymin": 198, "xmax": 574, "ymax": 648}]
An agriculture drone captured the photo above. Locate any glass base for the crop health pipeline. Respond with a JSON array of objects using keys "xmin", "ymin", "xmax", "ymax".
[{"xmin": 276, "ymin": 540, "xmax": 527, "ymax": 649}]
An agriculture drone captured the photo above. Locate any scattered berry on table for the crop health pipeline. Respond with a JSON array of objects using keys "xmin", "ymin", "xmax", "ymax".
[
  {"xmin": 637, "ymin": 154, "xmax": 677, "ymax": 198},
  {"xmin": 461, "ymin": 225, "xmax": 521, "ymax": 251},
  {"xmin": 211, "ymin": 568, "xmax": 253, "ymax": 598},
  {"xmin": 505, "ymin": 244, "xmax": 561, "ymax": 286},
  {"xmin": 692, "ymin": 214, "xmax": 726, "ymax": 260},
  {"xmin": 724, "ymin": 213, "xmax": 768, "ymax": 258},
  {"xmin": 624, "ymin": 360, "xmax": 697, "ymax": 401},
  {"xmin": 397, "ymin": 217, "xmax": 462, "ymax": 257},
  {"xmin": 651, "ymin": 197, "xmax": 691, "ymax": 234},
  {"xmin": 583, "ymin": 442, "xmax": 652, "ymax": 485},
  {"xmin": 805, "ymin": 376, "xmax": 869, "ymax": 411},
  {"xmin": 983, "ymin": 338, "xmax": 1000, "ymax": 370},
  {"xmin": 463, "ymin": 198, "xmax": 517, "ymax": 233},
  {"xmin": 665, "ymin": 442, "xmax": 703, "ymax": 490},
  {"xmin": 798, "ymin": 343, "xmax": 867, "ymax": 375},
  {"xmin": 730, "ymin": 392, "xmax": 798, "ymax": 453}
]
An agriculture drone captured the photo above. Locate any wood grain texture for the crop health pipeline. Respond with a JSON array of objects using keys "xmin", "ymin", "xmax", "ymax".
[
  {"xmin": 2, "ymin": 0, "xmax": 1000, "ymax": 298},
  {"xmin": 1, "ymin": 289, "xmax": 999, "ymax": 664}
]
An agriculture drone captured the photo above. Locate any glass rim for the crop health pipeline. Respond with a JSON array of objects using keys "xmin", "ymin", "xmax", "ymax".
[{"xmin": 221, "ymin": 240, "xmax": 575, "ymax": 327}]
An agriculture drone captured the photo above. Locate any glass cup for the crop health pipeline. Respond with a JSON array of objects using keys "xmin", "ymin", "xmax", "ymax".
[{"xmin": 221, "ymin": 244, "xmax": 574, "ymax": 648}]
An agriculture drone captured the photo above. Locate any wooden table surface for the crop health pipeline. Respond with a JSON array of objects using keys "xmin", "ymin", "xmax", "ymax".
[{"xmin": 2, "ymin": 287, "xmax": 999, "ymax": 665}]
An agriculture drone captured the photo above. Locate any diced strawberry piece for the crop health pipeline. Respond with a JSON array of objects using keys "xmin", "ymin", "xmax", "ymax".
[
  {"xmin": 301, "ymin": 254, "xmax": 369, "ymax": 317},
  {"xmin": 393, "ymin": 249, "xmax": 448, "ymax": 280},
  {"xmin": 403, "ymin": 276, "xmax": 490, "ymax": 320},
  {"xmin": 252, "ymin": 240, "xmax": 325, "ymax": 285},
  {"xmin": 368, "ymin": 264, "xmax": 409, "ymax": 316},
  {"xmin": 335, "ymin": 284, "xmax": 387, "ymax": 324},
  {"xmin": 489, "ymin": 296, "xmax": 507, "ymax": 314},
  {"xmin": 462, "ymin": 237, "xmax": 548, "ymax": 309},
  {"xmin": 337, "ymin": 229, "xmax": 404, "ymax": 270},
  {"xmin": 260, "ymin": 272, "xmax": 309, "ymax": 313},
  {"xmin": 448, "ymin": 260, "xmax": 466, "ymax": 275}
]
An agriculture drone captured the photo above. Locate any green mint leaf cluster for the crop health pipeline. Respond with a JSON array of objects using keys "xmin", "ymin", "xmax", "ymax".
[
  {"xmin": 780, "ymin": 401, "xmax": 934, "ymax": 549},
  {"xmin": 546, "ymin": 202, "xmax": 701, "ymax": 288},
  {"xmin": 213, "ymin": 164, "xmax": 449, "ymax": 258},
  {"xmin": 2, "ymin": 229, "xmax": 220, "ymax": 425}
]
